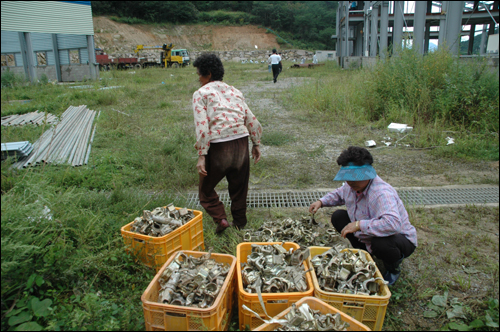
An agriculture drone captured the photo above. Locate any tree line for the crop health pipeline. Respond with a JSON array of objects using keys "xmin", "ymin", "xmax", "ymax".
[{"xmin": 91, "ymin": 1, "xmax": 338, "ymax": 50}]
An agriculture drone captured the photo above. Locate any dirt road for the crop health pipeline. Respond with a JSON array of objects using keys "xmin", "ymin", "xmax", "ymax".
[{"xmin": 233, "ymin": 75, "xmax": 500, "ymax": 191}]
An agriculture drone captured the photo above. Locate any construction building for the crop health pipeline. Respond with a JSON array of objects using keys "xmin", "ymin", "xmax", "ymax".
[
  {"xmin": 333, "ymin": 1, "xmax": 499, "ymax": 68},
  {"xmin": 1, "ymin": 1, "xmax": 99, "ymax": 83}
]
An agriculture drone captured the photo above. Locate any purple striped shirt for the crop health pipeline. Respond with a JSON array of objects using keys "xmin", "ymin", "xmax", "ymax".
[{"xmin": 320, "ymin": 176, "xmax": 418, "ymax": 253}]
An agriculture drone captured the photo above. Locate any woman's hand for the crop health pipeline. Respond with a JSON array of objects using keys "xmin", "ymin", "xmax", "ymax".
[
  {"xmin": 197, "ymin": 155, "xmax": 207, "ymax": 176},
  {"xmin": 252, "ymin": 145, "xmax": 261, "ymax": 164},
  {"xmin": 341, "ymin": 221, "xmax": 360, "ymax": 238},
  {"xmin": 309, "ymin": 200, "xmax": 322, "ymax": 214}
]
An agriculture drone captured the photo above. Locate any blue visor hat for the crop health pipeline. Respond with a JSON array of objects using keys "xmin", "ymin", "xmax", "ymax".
[{"xmin": 333, "ymin": 163, "xmax": 377, "ymax": 181}]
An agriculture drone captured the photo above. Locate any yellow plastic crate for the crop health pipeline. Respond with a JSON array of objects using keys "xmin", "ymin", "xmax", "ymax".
[
  {"xmin": 307, "ymin": 247, "xmax": 391, "ymax": 331},
  {"xmin": 121, "ymin": 208, "xmax": 204, "ymax": 271},
  {"xmin": 254, "ymin": 296, "xmax": 371, "ymax": 331},
  {"xmin": 237, "ymin": 242, "xmax": 314, "ymax": 331},
  {"xmin": 141, "ymin": 250, "xmax": 236, "ymax": 331}
]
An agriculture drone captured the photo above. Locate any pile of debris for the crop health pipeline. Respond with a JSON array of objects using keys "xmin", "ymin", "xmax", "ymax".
[
  {"xmin": 242, "ymin": 216, "xmax": 345, "ymax": 248},
  {"xmin": 310, "ymin": 246, "xmax": 387, "ymax": 296},
  {"xmin": 241, "ymin": 243, "xmax": 310, "ymax": 294},
  {"xmin": 2, "ymin": 111, "xmax": 58, "ymax": 127},
  {"xmin": 158, "ymin": 251, "xmax": 230, "ymax": 308},
  {"xmin": 12, "ymin": 105, "xmax": 98, "ymax": 168},
  {"xmin": 130, "ymin": 204, "xmax": 195, "ymax": 237}
]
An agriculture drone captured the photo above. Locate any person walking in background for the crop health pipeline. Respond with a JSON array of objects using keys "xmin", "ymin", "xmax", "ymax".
[
  {"xmin": 268, "ymin": 49, "xmax": 281, "ymax": 83},
  {"xmin": 309, "ymin": 146, "xmax": 417, "ymax": 286},
  {"xmin": 268, "ymin": 54, "xmax": 271, "ymax": 73},
  {"xmin": 192, "ymin": 53, "xmax": 263, "ymax": 234}
]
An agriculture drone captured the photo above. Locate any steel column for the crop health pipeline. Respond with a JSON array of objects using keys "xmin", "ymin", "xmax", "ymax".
[
  {"xmin": 87, "ymin": 35, "xmax": 99, "ymax": 81},
  {"xmin": 393, "ymin": 1, "xmax": 404, "ymax": 55},
  {"xmin": 414, "ymin": 1, "xmax": 427, "ymax": 54},
  {"xmin": 480, "ymin": 24, "xmax": 488, "ymax": 55},
  {"xmin": 438, "ymin": 1, "xmax": 449, "ymax": 47},
  {"xmin": 52, "ymin": 34, "xmax": 62, "ymax": 82},
  {"xmin": 18, "ymin": 32, "xmax": 30, "ymax": 80},
  {"xmin": 344, "ymin": 1, "xmax": 350, "ymax": 58},
  {"xmin": 24, "ymin": 32, "xmax": 37, "ymax": 83},
  {"xmin": 336, "ymin": 4, "xmax": 340, "ymax": 60},
  {"xmin": 445, "ymin": 1, "xmax": 464, "ymax": 55},
  {"xmin": 370, "ymin": 3, "xmax": 379, "ymax": 56},
  {"xmin": 424, "ymin": 1, "xmax": 433, "ymax": 53},
  {"xmin": 379, "ymin": 1, "xmax": 389, "ymax": 59},
  {"xmin": 364, "ymin": 3, "xmax": 370, "ymax": 56},
  {"xmin": 468, "ymin": 24, "xmax": 476, "ymax": 55},
  {"xmin": 355, "ymin": 22, "xmax": 364, "ymax": 56}
]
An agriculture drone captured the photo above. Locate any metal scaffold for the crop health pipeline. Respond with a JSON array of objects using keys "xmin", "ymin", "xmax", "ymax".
[{"xmin": 333, "ymin": 1, "xmax": 499, "ymax": 68}]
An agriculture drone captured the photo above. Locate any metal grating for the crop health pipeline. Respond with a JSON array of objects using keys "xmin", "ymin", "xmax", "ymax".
[{"xmin": 184, "ymin": 187, "xmax": 498, "ymax": 209}]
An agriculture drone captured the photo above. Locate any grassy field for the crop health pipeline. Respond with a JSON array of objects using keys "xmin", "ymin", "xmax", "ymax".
[{"xmin": 1, "ymin": 51, "xmax": 499, "ymax": 331}]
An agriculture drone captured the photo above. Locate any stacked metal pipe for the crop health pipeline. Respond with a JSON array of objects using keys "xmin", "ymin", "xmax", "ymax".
[
  {"xmin": 14, "ymin": 105, "xmax": 99, "ymax": 168},
  {"xmin": 1, "ymin": 141, "xmax": 33, "ymax": 161},
  {"xmin": 1, "ymin": 111, "xmax": 58, "ymax": 126}
]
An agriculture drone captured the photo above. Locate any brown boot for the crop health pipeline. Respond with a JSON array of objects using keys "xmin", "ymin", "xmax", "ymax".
[{"xmin": 215, "ymin": 219, "xmax": 229, "ymax": 234}]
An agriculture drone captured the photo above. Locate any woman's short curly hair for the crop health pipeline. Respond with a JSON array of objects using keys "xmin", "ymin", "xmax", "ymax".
[
  {"xmin": 193, "ymin": 53, "xmax": 224, "ymax": 81},
  {"xmin": 337, "ymin": 146, "xmax": 374, "ymax": 166}
]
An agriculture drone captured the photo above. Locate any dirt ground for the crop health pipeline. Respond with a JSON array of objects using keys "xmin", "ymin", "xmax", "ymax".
[
  {"xmin": 93, "ymin": 16, "xmax": 279, "ymax": 56},
  {"xmin": 235, "ymin": 76, "xmax": 500, "ymax": 191}
]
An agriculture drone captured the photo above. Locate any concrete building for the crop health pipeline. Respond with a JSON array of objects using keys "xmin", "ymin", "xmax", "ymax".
[
  {"xmin": 315, "ymin": 50, "xmax": 338, "ymax": 62},
  {"xmin": 1, "ymin": 1, "xmax": 99, "ymax": 83},
  {"xmin": 333, "ymin": 1, "xmax": 499, "ymax": 68}
]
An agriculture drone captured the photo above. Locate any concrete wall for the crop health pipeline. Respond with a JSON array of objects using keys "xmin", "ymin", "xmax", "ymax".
[
  {"xmin": 60, "ymin": 64, "xmax": 94, "ymax": 82},
  {"xmin": 35, "ymin": 66, "xmax": 57, "ymax": 81},
  {"xmin": 1, "ymin": 66, "xmax": 26, "ymax": 79},
  {"xmin": 343, "ymin": 56, "xmax": 362, "ymax": 69},
  {"xmin": 1, "ymin": 64, "xmax": 99, "ymax": 82},
  {"xmin": 362, "ymin": 57, "xmax": 377, "ymax": 69},
  {"xmin": 458, "ymin": 55, "xmax": 499, "ymax": 75},
  {"xmin": 343, "ymin": 56, "xmax": 378, "ymax": 69}
]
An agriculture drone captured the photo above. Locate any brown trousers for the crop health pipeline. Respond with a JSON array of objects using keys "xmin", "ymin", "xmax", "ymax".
[{"xmin": 199, "ymin": 136, "xmax": 250, "ymax": 228}]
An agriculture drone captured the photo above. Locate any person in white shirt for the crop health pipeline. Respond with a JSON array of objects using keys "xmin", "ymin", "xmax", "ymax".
[{"xmin": 267, "ymin": 49, "xmax": 282, "ymax": 83}]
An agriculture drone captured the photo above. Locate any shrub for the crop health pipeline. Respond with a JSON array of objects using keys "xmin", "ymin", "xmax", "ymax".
[
  {"xmin": 1, "ymin": 69, "xmax": 25, "ymax": 88},
  {"xmin": 363, "ymin": 48, "xmax": 499, "ymax": 131}
]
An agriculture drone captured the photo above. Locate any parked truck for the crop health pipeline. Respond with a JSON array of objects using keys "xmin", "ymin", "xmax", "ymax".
[
  {"xmin": 134, "ymin": 43, "xmax": 190, "ymax": 68},
  {"xmin": 95, "ymin": 44, "xmax": 190, "ymax": 70},
  {"xmin": 95, "ymin": 48, "xmax": 144, "ymax": 70}
]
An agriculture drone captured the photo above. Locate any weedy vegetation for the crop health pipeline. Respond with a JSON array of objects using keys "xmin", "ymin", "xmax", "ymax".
[{"xmin": 1, "ymin": 48, "xmax": 498, "ymax": 330}]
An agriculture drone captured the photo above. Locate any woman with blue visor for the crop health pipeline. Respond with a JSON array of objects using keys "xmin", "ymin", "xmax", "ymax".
[{"xmin": 309, "ymin": 146, "xmax": 417, "ymax": 286}]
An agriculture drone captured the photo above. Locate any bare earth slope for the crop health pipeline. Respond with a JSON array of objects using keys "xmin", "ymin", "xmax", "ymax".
[{"xmin": 93, "ymin": 16, "xmax": 280, "ymax": 56}]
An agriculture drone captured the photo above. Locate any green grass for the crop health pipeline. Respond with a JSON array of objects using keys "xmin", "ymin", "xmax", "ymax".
[
  {"xmin": 260, "ymin": 131, "xmax": 295, "ymax": 146},
  {"xmin": 1, "ymin": 51, "xmax": 498, "ymax": 330}
]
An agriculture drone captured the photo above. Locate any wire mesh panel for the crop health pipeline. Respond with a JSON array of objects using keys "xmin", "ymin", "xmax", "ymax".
[{"xmin": 183, "ymin": 187, "xmax": 498, "ymax": 209}]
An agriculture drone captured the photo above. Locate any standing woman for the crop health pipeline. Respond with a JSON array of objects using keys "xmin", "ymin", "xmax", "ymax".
[{"xmin": 192, "ymin": 53, "xmax": 263, "ymax": 234}]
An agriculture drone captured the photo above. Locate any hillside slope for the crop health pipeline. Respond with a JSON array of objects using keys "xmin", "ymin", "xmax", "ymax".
[{"xmin": 93, "ymin": 16, "xmax": 280, "ymax": 57}]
